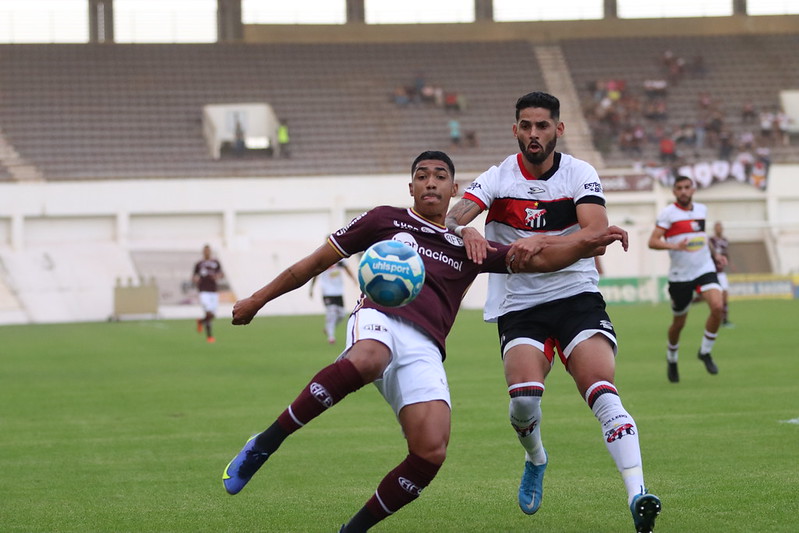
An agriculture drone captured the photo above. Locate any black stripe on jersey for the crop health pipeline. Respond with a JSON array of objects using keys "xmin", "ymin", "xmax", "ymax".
[{"xmin": 486, "ymin": 196, "xmax": 602, "ymax": 232}]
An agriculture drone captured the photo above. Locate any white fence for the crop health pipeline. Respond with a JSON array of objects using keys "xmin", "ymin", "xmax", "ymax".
[{"xmin": 1, "ymin": 165, "xmax": 798, "ymax": 324}]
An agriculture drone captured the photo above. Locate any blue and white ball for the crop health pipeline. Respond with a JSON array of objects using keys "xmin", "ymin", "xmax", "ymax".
[{"xmin": 358, "ymin": 240, "xmax": 425, "ymax": 307}]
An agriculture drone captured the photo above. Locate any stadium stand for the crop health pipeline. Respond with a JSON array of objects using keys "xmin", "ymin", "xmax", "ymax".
[
  {"xmin": 2, "ymin": 34, "xmax": 798, "ymax": 181},
  {"xmin": 561, "ymin": 33, "xmax": 799, "ymax": 168},
  {"xmin": 0, "ymin": 41, "xmax": 544, "ymax": 180}
]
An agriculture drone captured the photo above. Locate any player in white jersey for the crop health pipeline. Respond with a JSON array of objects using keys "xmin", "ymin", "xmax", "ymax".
[
  {"xmin": 648, "ymin": 175, "xmax": 726, "ymax": 383},
  {"xmin": 309, "ymin": 260, "xmax": 356, "ymax": 344},
  {"xmin": 221, "ymin": 150, "xmax": 627, "ymax": 533},
  {"xmin": 445, "ymin": 91, "xmax": 660, "ymax": 533}
]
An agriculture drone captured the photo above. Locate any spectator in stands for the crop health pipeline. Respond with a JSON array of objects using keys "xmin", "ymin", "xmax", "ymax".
[
  {"xmin": 697, "ymin": 92, "xmax": 713, "ymax": 112},
  {"xmin": 448, "ymin": 118, "xmax": 462, "ymax": 147},
  {"xmin": 278, "ymin": 120, "xmax": 291, "ymax": 158},
  {"xmin": 193, "ymin": 244, "xmax": 224, "ymax": 344},
  {"xmin": 234, "ymin": 119, "xmax": 246, "ymax": 154},
  {"xmin": 694, "ymin": 118, "xmax": 707, "ymax": 151},
  {"xmin": 393, "ymin": 86, "xmax": 410, "ymax": 107},
  {"xmin": 659, "ymin": 134, "xmax": 677, "ymax": 164},
  {"xmin": 444, "ymin": 91, "xmax": 463, "ymax": 112},
  {"xmin": 738, "ymin": 130, "xmax": 755, "ymax": 152},
  {"xmin": 759, "ymin": 109, "xmax": 775, "ymax": 145},
  {"xmin": 413, "ymin": 72, "xmax": 426, "ymax": 104},
  {"xmin": 465, "ymin": 129, "xmax": 479, "ymax": 148},
  {"xmin": 741, "ymin": 99, "xmax": 757, "ymax": 124},
  {"xmin": 718, "ymin": 130, "xmax": 735, "ymax": 161},
  {"xmin": 689, "ymin": 54, "xmax": 707, "ymax": 77},
  {"xmin": 776, "ymin": 110, "xmax": 792, "ymax": 146}
]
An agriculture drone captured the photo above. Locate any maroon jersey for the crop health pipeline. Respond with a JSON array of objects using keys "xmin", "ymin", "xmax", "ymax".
[
  {"xmin": 328, "ymin": 206, "xmax": 511, "ymax": 357},
  {"xmin": 709, "ymin": 235, "xmax": 729, "ymax": 273},
  {"xmin": 194, "ymin": 259, "xmax": 223, "ymax": 292}
]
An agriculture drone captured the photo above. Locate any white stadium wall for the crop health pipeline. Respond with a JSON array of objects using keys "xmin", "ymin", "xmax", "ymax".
[{"xmin": 0, "ymin": 165, "xmax": 797, "ymax": 325}]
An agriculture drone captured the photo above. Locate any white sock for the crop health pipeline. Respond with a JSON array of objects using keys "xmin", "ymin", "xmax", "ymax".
[
  {"xmin": 700, "ymin": 330, "xmax": 717, "ymax": 354},
  {"xmin": 586, "ymin": 381, "xmax": 645, "ymax": 504},
  {"xmin": 508, "ymin": 382, "xmax": 546, "ymax": 465},
  {"xmin": 667, "ymin": 343, "xmax": 678, "ymax": 363}
]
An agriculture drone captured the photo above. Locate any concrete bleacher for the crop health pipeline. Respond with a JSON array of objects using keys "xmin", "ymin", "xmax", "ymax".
[
  {"xmin": 0, "ymin": 41, "xmax": 545, "ymax": 180},
  {"xmin": 561, "ymin": 33, "xmax": 799, "ymax": 167}
]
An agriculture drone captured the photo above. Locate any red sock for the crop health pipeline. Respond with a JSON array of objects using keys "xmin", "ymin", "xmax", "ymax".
[
  {"xmin": 364, "ymin": 453, "xmax": 441, "ymax": 521},
  {"xmin": 277, "ymin": 358, "xmax": 364, "ymax": 433}
]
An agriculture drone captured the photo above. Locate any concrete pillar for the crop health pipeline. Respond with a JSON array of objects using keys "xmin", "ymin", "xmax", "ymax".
[
  {"xmin": 89, "ymin": 0, "xmax": 114, "ymax": 43},
  {"xmin": 346, "ymin": 0, "xmax": 365, "ymax": 23},
  {"xmin": 475, "ymin": 0, "xmax": 494, "ymax": 22},
  {"xmin": 217, "ymin": 0, "xmax": 243, "ymax": 43},
  {"xmin": 603, "ymin": 0, "xmax": 617, "ymax": 19}
]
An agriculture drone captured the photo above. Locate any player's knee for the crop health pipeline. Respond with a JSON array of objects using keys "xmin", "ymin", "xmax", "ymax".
[
  {"xmin": 410, "ymin": 440, "xmax": 447, "ymax": 466},
  {"xmin": 346, "ymin": 341, "xmax": 390, "ymax": 382}
]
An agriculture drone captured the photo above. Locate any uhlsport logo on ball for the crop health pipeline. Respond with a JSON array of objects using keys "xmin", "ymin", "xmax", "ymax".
[{"xmin": 358, "ymin": 240, "xmax": 425, "ymax": 307}]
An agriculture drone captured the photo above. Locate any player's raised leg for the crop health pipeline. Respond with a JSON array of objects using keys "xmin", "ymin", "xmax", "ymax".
[{"xmin": 223, "ymin": 355, "xmax": 368, "ymax": 494}]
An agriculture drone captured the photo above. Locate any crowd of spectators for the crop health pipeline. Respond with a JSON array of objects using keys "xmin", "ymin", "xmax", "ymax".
[
  {"xmin": 391, "ymin": 73, "xmax": 466, "ymax": 112},
  {"xmin": 582, "ymin": 48, "xmax": 794, "ymax": 172},
  {"xmin": 391, "ymin": 72, "xmax": 477, "ymax": 149}
]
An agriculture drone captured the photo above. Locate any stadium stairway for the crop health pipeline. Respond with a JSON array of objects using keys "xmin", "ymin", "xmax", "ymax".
[{"xmin": 534, "ymin": 44, "xmax": 605, "ymax": 170}]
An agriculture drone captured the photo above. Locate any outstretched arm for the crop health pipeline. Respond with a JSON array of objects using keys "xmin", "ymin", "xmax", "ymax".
[
  {"xmin": 445, "ymin": 197, "xmax": 495, "ymax": 264},
  {"xmin": 510, "ymin": 225, "xmax": 628, "ymax": 273},
  {"xmin": 506, "ymin": 203, "xmax": 617, "ymax": 269},
  {"xmin": 233, "ymin": 242, "xmax": 343, "ymax": 325}
]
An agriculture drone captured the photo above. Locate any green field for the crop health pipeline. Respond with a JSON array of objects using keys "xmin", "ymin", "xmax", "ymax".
[{"xmin": 1, "ymin": 300, "xmax": 798, "ymax": 532}]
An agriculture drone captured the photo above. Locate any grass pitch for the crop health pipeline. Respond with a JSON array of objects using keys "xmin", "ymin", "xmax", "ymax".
[{"xmin": 1, "ymin": 299, "xmax": 798, "ymax": 532}]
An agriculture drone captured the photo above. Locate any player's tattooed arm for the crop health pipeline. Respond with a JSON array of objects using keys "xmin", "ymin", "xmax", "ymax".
[{"xmin": 445, "ymin": 198, "xmax": 494, "ymax": 264}]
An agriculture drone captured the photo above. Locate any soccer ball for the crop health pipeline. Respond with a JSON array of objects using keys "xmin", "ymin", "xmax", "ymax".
[{"xmin": 358, "ymin": 240, "xmax": 425, "ymax": 307}]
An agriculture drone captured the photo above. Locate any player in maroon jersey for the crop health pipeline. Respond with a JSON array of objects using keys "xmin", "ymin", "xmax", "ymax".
[
  {"xmin": 709, "ymin": 221, "xmax": 732, "ymax": 326},
  {"xmin": 221, "ymin": 150, "xmax": 626, "ymax": 532},
  {"xmin": 192, "ymin": 244, "xmax": 224, "ymax": 343}
]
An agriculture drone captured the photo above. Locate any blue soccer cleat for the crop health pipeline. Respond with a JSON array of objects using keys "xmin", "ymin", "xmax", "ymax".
[
  {"xmin": 518, "ymin": 450, "xmax": 547, "ymax": 515},
  {"xmin": 223, "ymin": 435, "xmax": 270, "ymax": 495},
  {"xmin": 630, "ymin": 490, "xmax": 661, "ymax": 533}
]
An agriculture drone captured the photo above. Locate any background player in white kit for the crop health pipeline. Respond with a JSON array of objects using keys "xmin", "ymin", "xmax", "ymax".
[
  {"xmin": 221, "ymin": 150, "xmax": 627, "ymax": 532},
  {"xmin": 445, "ymin": 91, "xmax": 661, "ymax": 533},
  {"xmin": 648, "ymin": 175, "xmax": 727, "ymax": 383},
  {"xmin": 309, "ymin": 260, "xmax": 356, "ymax": 344}
]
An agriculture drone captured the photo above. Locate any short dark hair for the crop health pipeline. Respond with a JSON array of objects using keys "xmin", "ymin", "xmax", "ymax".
[
  {"xmin": 515, "ymin": 91, "xmax": 560, "ymax": 121},
  {"xmin": 674, "ymin": 175, "xmax": 693, "ymax": 186},
  {"xmin": 411, "ymin": 150, "xmax": 455, "ymax": 178}
]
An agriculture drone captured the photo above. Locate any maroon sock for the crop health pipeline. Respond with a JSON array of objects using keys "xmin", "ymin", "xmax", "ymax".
[
  {"xmin": 363, "ymin": 453, "xmax": 442, "ymax": 522},
  {"xmin": 276, "ymin": 358, "xmax": 365, "ymax": 433}
]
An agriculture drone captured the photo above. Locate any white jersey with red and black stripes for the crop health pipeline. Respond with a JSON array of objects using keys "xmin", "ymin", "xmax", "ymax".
[
  {"xmin": 655, "ymin": 201, "xmax": 716, "ymax": 282},
  {"xmin": 462, "ymin": 152, "xmax": 606, "ymax": 321}
]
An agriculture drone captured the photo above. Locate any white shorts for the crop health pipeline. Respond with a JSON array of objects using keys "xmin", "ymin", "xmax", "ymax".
[
  {"xmin": 199, "ymin": 291, "xmax": 219, "ymax": 313},
  {"xmin": 342, "ymin": 308, "xmax": 451, "ymax": 416},
  {"xmin": 717, "ymin": 272, "xmax": 729, "ymax": 291}
]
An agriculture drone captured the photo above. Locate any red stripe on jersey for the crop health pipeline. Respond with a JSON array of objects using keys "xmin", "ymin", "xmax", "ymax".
[
  {"xmin": 485, "ymin": 197, "xmax": 572, "ymax": 231},
  {"xmin": 517, "ymin": 153, "xmax": 538, "ymax": 180},
  {"xmin": 462, "ymin": 191, "xmax": 487, "ymax": 210},
  {"xmin": 664, "ymin": 219, "xmax": 701, "ymax": 238}
]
